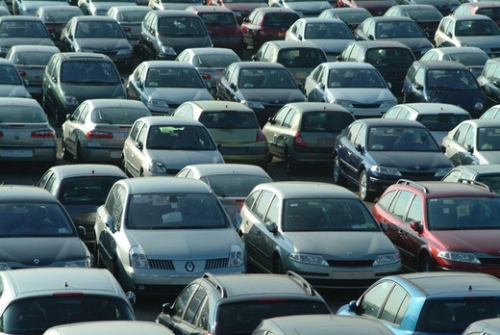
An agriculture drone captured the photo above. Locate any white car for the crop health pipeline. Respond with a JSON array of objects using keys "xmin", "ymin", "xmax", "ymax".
[{"xmin": 44, "ymin": 321, "xmax": 173, "ymax": 335}]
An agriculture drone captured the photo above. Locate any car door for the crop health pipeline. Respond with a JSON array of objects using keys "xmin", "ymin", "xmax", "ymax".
[
  {"xmin": 173, "ymin": 288, "xmax": 208, "ymax": 335},
  {"xmin": 62, "ymin": 102, "xmax": 89, "ymax": 156},
  {"xmin": 263, "ymin": 106, "xmax": 292, "ymax": 157},
  {"xmin": 123, "ymin": 120, "xmax": 147, "ymax": 177},
  {"xmin": 336, "ymin": 121, "xmax": 361, "ymax": 183},
  {"xmin": 343, "ymin": 123, "xmax": 366, "ymax": 182}
]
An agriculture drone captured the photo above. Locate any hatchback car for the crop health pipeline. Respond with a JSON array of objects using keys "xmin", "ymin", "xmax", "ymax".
[
  {"xmin": 61, "ymin": 99, "xmax": 151, "ymax": 164},
  {"xmin": 106, "ymin": 6, "xmax": 152, "ymax": 51},
  {"xmin": 0, "ymin": 59, "xmax": 31, "ymax": 98},
  {"xmin": 383, "ymin": 4, "xmax": 443, "ymax": 40},
  {"xmin": 420, "ymin": 46, "xmax": 489, "ymax": 78},
  {"xmin": 172, "ymin": 100, "xmax": 269, "ymax": 169},
  {"xmin": 442, "ymin": 119, "xmax": 500, "ymax": 165},
  {"xmin": 337, "ymin": 272, "xmax": 500, "ymax": 335},
  {"xmin": 35, "ymin": 6, "xmax": 83, "ymax": 47},
  {"xmin": 215, "ymin": 61, "xmax": 306, "ymax": 127},
  {"xmin": 477, "ymin": 57, "xmax": 500, "ymax": 107},
  {"xmin": 334, "ymin": 118, "xmax": 453, "ymax": 201},
  {"xmin": 94, "ymin": 177, "xmax": 245, "ymax": 294},
  {"xmin": 44, "ymin": 321, "xmax": 174, "ymax": 335},
  {"xmin": 304, "ymin": 61, "xmax": 398, "ymax": 118},
  {"xmin": 442, "ymin": 164, "xmax": 500, "ymax": 195},
  {"xmin": 0, "ymin": 185, "xmax": 92, "ymax": 270},
  {"xmin": 156, "ymin": 271, "xmax": 332, "ymax": 335},
  {"xmin": 127, "ymin": 60, "xmax": 213, "ymax": 116},
  {"xmin": 402, "ymin": 60, "xmax": 486, "ymax": 118},
  {"xmin": 318, "ymin": 7, "xmax": 372, "ymax": 32},
  {"xmin": 42, "ymin": 52, "xmax": 126, "ymax": 126},
  {"xmin": 139, "ymin": 10, "xmax": 212, "ymax": 61},
  {"xmin": 263, "ymin": 102, "xmax": 355, "ymax": 175},
  {"xmin": 0, "ymin": 268, "xmax": 136, "ymax": 335},
  {"xmin": 122, "ymin": 116, "xmax": 224, "ymax": 177},
  {"xmin": 453, "ymin": 1, "xmax": 500, "ymax": 28}
]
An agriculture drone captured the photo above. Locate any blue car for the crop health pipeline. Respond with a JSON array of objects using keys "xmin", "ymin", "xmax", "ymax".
[
  {"xmin": 333, "ymin": 118, "xmax": 452, "ymax": 201},
  {"xmin": 337, "ymin": 272, "xmax": 500, "ymax": 335}
]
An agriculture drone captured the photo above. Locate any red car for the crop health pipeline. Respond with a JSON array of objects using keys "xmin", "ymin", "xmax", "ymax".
[
  {"xmin": 453, "ymin": 1, "xmax": 500, "ymax": 28},
  {"xmin": 372, "ymin": 179, "xmax": 500, "ymax": 276},
  {"xmin": 205, "ymin": 0, "xmax": 268, "ymax": 25},
  {"xmin": 336, "ymin": 0, "xmax": 396, "ymax": 17},
  {"xmin": 240, "ymin": 7, "xmax": 300, "ymax": 50}
]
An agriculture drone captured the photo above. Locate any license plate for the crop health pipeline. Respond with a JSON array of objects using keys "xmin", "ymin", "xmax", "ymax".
[
  {"xmin": 1, "ymin": 150, "xmax": 33, "ymax": 157},
  {"xmin": 318, "ymin": 138, "xmax": 334, "ymax": 146},
  {"xmin": 331, "ymin": 271, "xmax": 371, "ymax": 279},
  {"xmin": 110, "ymin": 151, "xmax": 121, "ymax": 159}
]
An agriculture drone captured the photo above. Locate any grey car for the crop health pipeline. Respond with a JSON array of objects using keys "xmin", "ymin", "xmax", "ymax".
[
  {"xmin": 420, "ymin": 46, "xmax": 490, "ymax": 78},
  {"xmin": 35, "ymin": 6, "xmax": 83, "ymax": 48},
  {"xmin": 12, "ymin": 0, "xmax": 68, "ymax": 15},
  {"xmin": 106, "ymin": 6, "xmax": 152, "ymax": 50},
  {"xmin": 122, "ymin": 116, "xmax": 224, "ymax": 177},
  {"xmin": 0, "ymin": 59, "xmax": 31, "ymax": 98},
  {"xmin": 94, "ymin": 177, "xmax": 245, "ymax": 293},
  {"xmin": 238, "ymin": 181, "xmax": 401, "ymax": 289}
]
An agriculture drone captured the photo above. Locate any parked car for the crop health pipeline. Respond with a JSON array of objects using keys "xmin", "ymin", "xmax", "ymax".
[
  {"xmin": 318, "ymin": 7, "xmax": 372, "ymax": 32},
  {"xmin": 442, "ymin": 119, "xmax": 500, "ymax": 165},
  {"xmin": 268, "ymin": 0, "xmax": 332, "ymax": 17},
  {"xmin": 304, "ymin": 61, "xmax": 398, "ymax": 118},
  {"xmin": 176, "ymin": 163, "xmax": 273, "ymax": 226},
  {"xmin": 336, "ymin": 40, "xmax": 416, "ymax": 97},
  {"xmin": 106, "ymin": 6, "xmax": 152, "ymax": 51},
  {"xmin": 441, "ymin": 164, "xmax": 500, "ymax": 195},
  {"xmin": 44, "ymin": 321, "xmax": 174, "ymax": 335},
  {"xmin": 78, "ymin": 0, "xmax": 141, "ymax": 16},
  {"xmin": 0, "ymin": 5, "xmax": 8, "ymax": 15},
  {"xmin": 420, "ymin": 46, "xmax": 489, "ymax": 78},
  {"xmin": 477, "ymin": 57, "xmax": 500, "ymax": 107},
  {"xmin": 337, "ymin": 272, "xmax": 500, "ymax": 334},
  {"xmin": 13, "ymin": 0, "xmax": 68, "ymax": 16},
  {"xmin": 336, "ymin": 0, "xmax": 396, "ymax": 16},
  {"xmin": 94, "ymin": 177, "xmax": 245, "ymax": 293},
  {"xmin": 238, "ymin": 181, "xmax": 401, "ymax": 287},
  {"xmin": 240, "ymin": 7, "xmax": 300, "ymax": 50},
  {"xmin": 399, "ymin": 0, "xmax": 459, "ymax": 16},
  {"xmin": 464, "ymin": 318, "xmax": 500, "ymax": 335},
  {"xmin": 285, "ymin": 17, "xmax": 355, "ymax": 61},
  {"xmin": 0, "ymin": 185, "xmax": 93, "ymax": 269},
  {"xmin": 453, "ymin": 1, "xmax": 500, "ymax": 28},
  {"xmin": 481, "ymin": 104, "xmax": 500, "ymax": 119},
  {"xmin": 156, "ymin": 271, "xmax": 332, "ymax": 334},
  {"xmin": 353, "ymin": 16, "xmax": 433, "ymax": 59},
  {"xmin": 35, "ymin": 6, "xmax": 84, "ymax": 47},
  {"xmin": 215, "ymin": 61, "xmax": 306, "ymax": 127},
  {"xmin": 59, "ymin": 15, "xmax": 134, "ymax": 69},
  {"xmin": 204, "ymin": 0, "xmax": 268, "ymax": 25},
  {"xmin": 0, "ymin": 97, "xmax": 56, "ymax": 168},
  {"xmin": 41, "ymin": 52, "xmax": 126, "ymax": 126},
  {"xmin": 262, "ymin": 102, "xmax": 355, "ymax": 175},
  {"xmin": 333, "ymin": 118, "xmax": 453, "ymax": 201},
  {"xmin": 0, "ymin": 268, "xmax": 136, "ymax": 334},
  {"xmin": 402, "ymin": 60, "xmax": 486, "ymax": 118},
  {"xmin": 0, "ymin": 59, "xmax": 32, "ymax": 98},
  {"xmin": 382, "ymin": 102, "xmax": 471, "ymax": 145},
  {"xmin": 149, "ymin": 0, "xmax": 202, "ymax": 10},
  {"xmin": 138, "ymin": 10, "xmax": 212, "ymax": 61},
  {"xmin": 126, "ymin": 60, "xmax": 213, "ymax": 116},
  {"xmin": 122, "ymin": 116, "xmax": 224, "ymax": 177},
  {"xmin": 5, "ymin": 45, "xmax": 60, "ymax": 101},
  {"xmin": 383, "ymin": 4, "xmax": 443, "ymax": 40},
  {"xmin": 172, "ymin": 100, "xmax": 269, "ymax": 169},
  {"xmin": 37, "ymin": 163, "xmax": 127, "ymax": 254}
]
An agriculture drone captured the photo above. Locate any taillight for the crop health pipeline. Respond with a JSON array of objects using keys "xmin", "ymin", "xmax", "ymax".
[
  {"xmin": 201, "ymin": 73, "xmax": 211, "ymax": 80},
  {"xmin": 257, "ymin": 29, "xmax": 266, "ymax": 37},
  {"xmin": 122, "ymin": 27, "xmax": 131, "ymax": 33},
  {"xmin": 18, "ymin": 71, "xmax": 26, "ymax": 77},
  {"xmin": 31, "ymin": 130, "xmax": 55, "ymax": 138},
  {"xmin": 293, "ymin": 132, "xmax": 306, "ymax": 147},
  {"xmin": 256, "ymin": 129, "xmax": 266, "ymax": 142},
  {"xmin": 47, "ymin": 27, "xmax": 56, "ymax": 33},
  {"xmin": 86, "ymin": 130, "xmax": 113, "ymax": 139},
  {"xmin": 0, "ymin": 131, "xmax": 3, "ymax": 137}
]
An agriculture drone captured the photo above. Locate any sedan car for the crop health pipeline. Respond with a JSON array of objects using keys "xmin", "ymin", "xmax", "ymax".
[
  {"xmin": 44, "ymin": 321, "xmax": 174, "ymax": 335},
  {"xmin": 59, "ymin": 16, "xmax": 134, "ymax": 69},
  {"xmin": 420, "ymin": 46, "xmax": 489, "ymax": 78},
  {"xmin": 176, "ymin": 163, "xmax": 273, "ymax": 226},
  {"xmin": 0, "ymin": 97, "xmax": 57, "ymax": 168},
  {"xmin": 172, "ymin": 100, "xmax": 269, "ymax": 169},
  {"xmin": 122, "ymin": 116, "xmax": 224, "ymax": 177},
  {"xmin": 238, "ymin": 181, "xmax": 401, "ymax": 288},
  {"xmin": 35, "ymin": 6, "xmax": 83, "ymax": 48},
  {"xmin": 337, "ymin": 272, "xmax": 500, "ymax": 335},
  {"xmin": 383, "ymin": 4, "xmax": 443, "ymax": 40},
  {"xmin": 318, "ymin": 7, "xmax": 372, "ymax": 32},
  {"xmin": 215, "ymin": 61, "xmax": 306, "ymax": 127},
  {"xmin": 442, "ymin": 119, "xmax": 500, "ymax": 165},
  {"xmin": 0, "ymin": 185, "xmax": 92, "ymax": 270},
  {"xmin": 333, "ymin": 118, "xmax": 453, "ymax": 201},
  {"xmin": 5, "ymin": 45, "xmax": 60, "ymax": 101},
  {"xmin": 441, "ymin": 164, "xmax": 500, "ymax": 194},
  {"xmin": 94, "ymin": 177, "xmax": 246, "ymax": 293},
  {"xmin": 262, "ymin": 102, "xmax": 355, "ymax": 175},
  {"xmin": 61, "ymin": 99, "xmax": 151, "ymax": 164},
  {"xmin": 453, "ymin": 1, "xmax": 500, "ymax": 28},
  {"xmin": 0, "ymin": 59, "xmax": 31, "ymax": 98},
  {"xmin": 106, "ymin": 6, "xmax": 152, "ymax": 51},
  {"xmin": 126, "ymin": 60, "xmax": 213, "ymax": 116},
  {"xmin": 336, "ymin": 0, "xmax": 396, "ymax": 16},
  {"xmin": 304, "ymin": 62, "xmax": 398, "ymax": 118}
]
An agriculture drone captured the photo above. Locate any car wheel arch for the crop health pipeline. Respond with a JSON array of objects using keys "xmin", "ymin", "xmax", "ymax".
[{"xmin": 418, "ymin": 249, "xmax": 433, "ymax": 272}]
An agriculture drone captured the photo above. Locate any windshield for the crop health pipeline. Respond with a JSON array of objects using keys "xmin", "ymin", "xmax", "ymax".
[
  {"xmin": 75, "ymin": 21, "xmax": 125, "ymax": 38},
  {"xmin": 59, "ymin": 176, "xmax": 124, "ymax": 206},
  {"xmin": 146, "ymin": 125, "xmax": 217, "ymax": 150},
  {"xmin": 198, "ymin": 12, "xmax": 237, "ymax": 25},
  {"xmin": 376, "ymin": 21, "xmax": 424, "ymax": 38},
  {"xmin": 304, "ymin": 22, "xmax": 353, "ymax": 39},
  {"xmin": 43, "ymin": 9, "xmax": 82, "ymax": 22},
  {"xmin": 90, "ymin": 107, "xmax": 150, "ymax": 125},
  {"xmin": 368, "ymin": 127, "xmax": 440, "ymax": 152},
  {"xmin": 0, "ymin": 106, "xmax": 46, "ymax": 123},
  {"xmin": 238, "ymin": 68, "xmax": 297, "ymax": 89},
  {"xmin": 158, "ymin": 17, "xmax": 207, "ymax": 37},
  {"xmin": 427, "ymin": 69, "xmax": 480, "ymax": 90},
  {"xmin": 193, "ymin": 53, "xmax": 240, "ymax": 68},
  {"xmin": 365, "ymin": 47, "xmax": 415, "ymax": 67},
  {"xmin": 145, "ymin": 67, "xmax": 205, "ymax": 88},
  {"xmin": 11, "ymin": 51, "xmax": 56, "ymax": 66},
  {"xmin": 201, "ymin": 174, "xmax": 272, "ymax": 197},
  {"xmin": 198, "ymin": 111, "xmax": 259, "ymax": 129},
  {"xmin": 0, "ymin": 21, "xmax": 49, "ymax": 38},
  {"xmin": 417, "ymin": 113, "xmax": 470, "ymax": 132},
  {"xmin": 0, "ymin": 65, "xmax": 22, "ymax": 85},
  {"xmin": 478, "ymin": 127, "xmax": 500, "ymax": 150},
  {"xmin": 455, "ymin": 19, "xmax": 500, "ymax": 36},
  {"xmin": 328, "ymin": 68, "xmax": 386, "ymax": 88},
  {"xmin": 300, "ymin": 111, "xmax": 353, "ymax": 133},
  {"xmin": 277, "ymin": 48, "xmax": 326, "ymax": 68},
  {"xmin": 446, "ymin": 52, "xmax": 489, "ymax": 67},
  {"xmin": 405, "ymin": 8, "xmax": 442, "ymax": 21},
  {"xmin": 61, "ymin": 61, "xmax": 120, "ymax": 84}
]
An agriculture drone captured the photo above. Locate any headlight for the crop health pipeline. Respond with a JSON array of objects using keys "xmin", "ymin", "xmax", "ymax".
[
  {"xmin": 333, "ymin": 99, "xmax": 353, "ymax": 108},
  {"xmin": 65, "ymin": 259, "xmax": 92, "ymax": 267},
  {"xmin": 288, "ymin": 253, "xmax": 329, "ymax": 266},
  {"xmin": 370, "ymin": 165, "xmax": 401, "ymax": 176},
  {"xmin": 475, "ymin": 102, "xmax": 484, "ymax": 111},
  {"xmin": 241, "ymin": 100, "xmax": 265, "ymax": 109},
  {"xmin": 229, "ymin": 244, "xmax": 245, "ymax": 267},
  {"xmin": 373, "ymin": 253, "xmax": 400, "ymax": 266},
  {"xmin": 129, "ymin": 245, "xmax": 149, "ymax": 269},
  {"xmin": 160, "ymin": 45, "xmax": 176, "ymax": 56},
  {"xmin": 438, "ymin": 251, "xmax": 480, "ymax": 264},
  {"xmin": 380, "ymin": 100, "xmax": 397, "ymax": 108},
  {"xmin": 149, "ymin": 160, "xmax": 167, "ymax": 174},
  {"xmin": 117, "ymin": 49, "xmax": 133, "ymax": 56},
  {"xmin": 0, "ymin": 262, "xmax": 11, "ymax": 270},
  {"xmin": 147, "ymin": 99, "xmax": 169, "ymax": 108},
  {"xmin": 76, "ymin": 48, "xmax": 94, "ymax": 53},
  {"xmin": 434, "ymin": 168, "xmax": 450, "ymax": 177},
  {"xmin": 64, "ymin": 96, "xmax": 79, "ymax": 106}
]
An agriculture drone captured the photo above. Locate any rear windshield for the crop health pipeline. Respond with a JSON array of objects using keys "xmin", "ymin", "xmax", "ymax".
[
  {"xmin": 201, "ymin": 174, "xmax": 272, "ymax": 197},
  {"xmin": 59, "ymin": 176, "xmax": 124, "ymax": 205},
  {"xmin": 198, "ymin": 111, "xmax": 259, "ymax": 129},
  {"xmin": 216, "ymin": 300, "xmax": 330, "ymax": 334},
  {"xmin": 301, "ymin": 111, "xmax": 353, "ymax": 133},
  {"xmin": 90, "ymin": 107, "xmax": 151, "ymax": 125},
  {"xmin": 0, "ymin": 106, "xmax": 46, "ymax": 123},
  {"xmin": 417, "ymin": 113, "xmax": 471, "ymax": 132},
  {"xmin": 365, "ymin": 48, "xmax": 415, "ymax": 67},
  {"xmin": 277, "ymin": 48, "xmax": 327, "ymax": 68}
]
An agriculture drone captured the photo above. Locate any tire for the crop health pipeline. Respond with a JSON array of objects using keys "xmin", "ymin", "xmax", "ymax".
[
  {"xmin": 272, "ymin": 255, "xmax": 284, "ymax": 274},
  {"xmin": 359, "ymin": 170, "xmax": 376, "ymax": 202},
  {"xmin": 333, "ymin": 156, "xmax": 347, "ymax": 186},
  {"xmin": 76, "ymin": 143, "xmax": 86, "ymax": 163},
  {"xmin": 285, "ymin": 149, "xmax": 299, "ymax": 175},
  {"xmin": 420, "ymin": 254, "xmax": 432, "ymax": 272},
  {"xmin": 61, "ymin": 142, "xmax": 73, "ymax": 161}
]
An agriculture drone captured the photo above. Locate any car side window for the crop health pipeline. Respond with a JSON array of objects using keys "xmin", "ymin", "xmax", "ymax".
[
  {"xmin": 390, "ymin": 190, "xmax": 413, "ymax": 222},
  {"xmin": 312, "ymin": 66, "xmax": 324, "ymax": 82},
  {"xmin": 184, "ymin": 288, "xmax": 207, "ymax": 324},
  {"xmin": 252, "ymin": 190, "xmax": 274, "ymax": 221},
  {"xmin": 245, "ymin": 190, "xmax": 261, "ymax": 211},
  {"xmin": 44, "ymin": 173, "xmax": 58, "ymax": 194},
  {"xmin": 266, "ymin": 195, "xmax": 280, "ymax": 224},
  {"xmin": 353, "ymin": 124, "xmax": 366, "ymax": 147},
  {"xmin": 463, "ymin": 126, "xmax": 474, "ymax": 148},
  {"xmin": 405, "ymin": 194, "xmax": 422, "ymax": 224},
  {"xmin": 282, "ymin": 109, "xmax": 296, "ymax": 128},
  {"xmin": 174, "ymin": 104, "xmax": 193, "ymax": 118},
  {"xmin": 397, "ymin": 109, "xmax": 410, "ymax": 119},
  {"xmin": 174, "ymin": 284, "xmax": 198, "ymax": 318},
  {"xmin": 493, "ymin": 63, "xmax": 500, "ymax": 81},
  {"xmin": 262, "ymin": 45, "xmax": 275, "ymax": 62},
  {"xmin": 445, "ymin": 19, "xmax": 455, "ymax": 36},
  {"xmin": 346, "ymin": 122, "xmax": 361, "ymax": 142},
  {"xmin": 444, "ymin": 169, "xmax": 461, "ymax": 182},
  {"xmin": 51, "ymin": 57, "xmax": 60, "ymax": 80},
  {"xmin": 137, "ymin": 124, "xmax": 148, "ymax": 145},
  {"xmin": 77, "ymin": 104, "xmax": 90, "ymax": 124},
  {"xmin": 455, "ymin": 124, "xmax": 471, "ymax": 146},
  {"xmin": 383, "ymin": 107, "xmax": 400, "ymax": 118},
  {"xmin": 413, "ymin": 68, "xmax": 425, "ymax": 88},
  {"xmin": 196, "ymin": 299, "xmax": 209, "ymax": 331},
  {"xmin": 273, "ymin": 107, "xmax": 289, "ymax": 126},
  {"xmin": 377, "ymin": 190, "xmax": 396, "ymax": 210},
  {"xmin": 359, "ymin": 280, "xmax": 394, "ymax": 318},
  {"xmin": 112, "ymin": 185, "xmax": 126, "ymax": 230},
  {"xmin": 380, "ymin": 283, "xmax": 410, "ymax": 326},
  {"xmin": 339, "ymin": 43, "xmax": 353, "ymax": 61},
  {"xmin": 438, "ymin": 17, "xmax": 449, "ymax": 34},
  {"xmin": 129, "ymin": 121, "xmax": 142, "ymax": 141},
  {"xmin": 349, "ymin": 44, "xmax": 361, "ymax": 61}
]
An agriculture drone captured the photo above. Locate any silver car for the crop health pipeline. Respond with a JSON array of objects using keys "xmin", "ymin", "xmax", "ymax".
[
  {"xmin": 122, "ymin": 116, "xmax": 224, "ymax": 177},
  {"xmin": 61, "ymin": 99, "xmax": 151, "ymax": 164},
  {"xmin": 94, "ymin": 177, "xmax": 246, "ymax": 293},
  {"xmin": 0, "ymin": 97, "xmax": 56, "ymax": 167},
  {"xmin": 420, "ymin": 46, "xmax": 490, "ymax": 78},
  {"xmin": 0, "ymin": 59, "xmax": 31, "ymax": 98},
  {"xmin": 238, "ymin": 181, "xmax": 401, "ymax": 289},
  {"xmin": 106, "ymin": 6, "xmax": 152, "ymax": 50},
  {"xmin": 44, "ymin": 321, "xmax": 174, "ymax": 335}
]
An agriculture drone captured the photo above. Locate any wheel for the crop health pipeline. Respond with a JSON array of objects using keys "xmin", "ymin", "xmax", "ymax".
[
  {"xmin": 48, "ymin": 105, "xmax": 59, "ymax": 127},
  {"xmin": 96, "ymin": 246, "xmax": 104, "ymax": 268},
  {"xmin": 358, "ymin": 170, "xmax": 376, "ymax": 202},
  {"xmin": 76, "ymin": 143, "xmax": 86, "ymax": 163},
  {"xmin": 61, "ymin": 142, "xmax": 73, "ymax": 161},
  {"xmin": 285, "ymin": 149, "xmax": 299, "ymax": 175},
  {"xmin": 333, "ymin": 156, "xmax": 347, "ymax": 186},
  {"xmin": 420, "ymin": 254, "xmax": 432, "ymax": 272},
  {"xmin": 272, "ymin": 255, "xmax": 284, "ymax": 274}
]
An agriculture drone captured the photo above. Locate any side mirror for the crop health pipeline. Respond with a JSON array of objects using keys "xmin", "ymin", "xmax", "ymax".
[
  {"xmin": 137, "ymin": 81, "xmax": 143, "ymax": 89},
  {"xmin": 319, "ymin": 82, "xmax": 325, "ymax": 90},
  {"xmin": 135, "ymin": 141, "xmax": 143, "ymax": 150},
  {"xmin": 217, "ymin": 143, "xmax": 222, "ymax": 151},
  {"xmin": 297, "ymin": 34, "xmax": 303, "ymax": 40},
  {"xmin": 348, "ymin": 300, "xmax": 361, "ymax": 314},
  {"xmin": 354, "ymin": 143, "xmax": 363, "ymax": 152},
  {"xmin": 126, "ymin": 291, "xmax": 137, "ymax": 305},
  {"xmin": 23, "ymin": 78, "xmax": 29, "ymax": 86},
  {"xmin": 466, "ymin": 144, "xmax": 474, "ymax": 153},
  {"xmin": 268, "ymin": 118, "xmax": 276, "ymax": 125},
  {"xmin": 415, "ymin": 84, "xmax": 423, "ymax": 91},
  {"xmin": 243, "ymin": 17, "xmax": 250, "ymax": 23},
  {"xmin": 66, "ymin": 113, "xmax": 73, "ymax": 121},
  {"xmin": 206, "ymin": 81, "xmax": 211, "ymax": 89},
  {"xmin": 368, "ymin": 34, "xmax": 375, "ymax": 40},
  {"xmin": 265, "ymin": 221, "xmax": 278, "ymax": 234},
  {"xmin": 387, "ymin": 82, "xmax": 392, "ymax": 89},
  {"xmin": 251, "ymin": 54, "xmax": 257, "ymax": 61},
  {"xmin": 102, "ymin": 211, "xmax": 116, "ymax": 233},
  {"xmin": 410, "ymin": 220, "xmax": 423, "ymax": 234},
  {"xmin": 493, "ymin": 80, "xmax": 500, "ymax": 87},
  {"xmin": 379, "ymin": 221, "xmax": 388, "ymax": 232},
  {"xmin": 77, "ymin": 225, "xmax": 86, "ymax": 238},
  {"xmin": 51, "ymin": 76, "xmax": 57, "ymax": 83},
  {"xmin": 161, "ymin": 303, "xmax": 174, "ymax": 316},
  {"xmin": 230, "ymin": 83, "xmax": 237, "ymax": 91}
]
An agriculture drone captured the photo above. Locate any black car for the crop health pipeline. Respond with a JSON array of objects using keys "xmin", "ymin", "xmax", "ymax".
[
  {"xmin": 383, "ymin": 4, "xmax": 443, "ymax": 40},
  {"xmin": 59, "ymin": 15, "xmax": 134, "ymax": 69},
  {"xmin": 477, "ymin": 58, "xmax": 500, "ymax": 108},
  {"xmin": 396, "ymin": 0, "xmax": 460, "ymax": 16},
  {"xmin": 215, "ymin": 61, "xmax": 306, "ymax": 127},
  {"xmin": 138, "ymin": 10, "xmax": 212, "ymax": 61}
]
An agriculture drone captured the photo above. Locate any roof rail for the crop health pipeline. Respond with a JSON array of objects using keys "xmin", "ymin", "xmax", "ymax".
[
  {"xmin": 286, "ymin": 271, "xmax": 315, "ymax": 296},
  {"xmin": 457, "ymin": 178, "xmax": 491, "ymax": 192},
  {"xmin": 202, "ymin": 273, "xmax": 227, "ymax": 298},
  {"xmin": 396, "ymin": 179, "xmax": 429, "ymax": 193}
]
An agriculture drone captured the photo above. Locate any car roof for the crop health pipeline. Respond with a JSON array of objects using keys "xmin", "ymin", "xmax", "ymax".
[
  {"xmin": 188, "ymin": 5, "xmax": 233, "ymax": 13},
  {"xmin": 428, "ymin": 46, "xmax": 487, "ymax": 55},
  {"xmin": 0, "ymin": 58, "xmax": 16, "ymax": 66},
  {"xmin": 353, "ymin": 118, "xmax": 427, "ymax": 128},
  {"xmin": 390, "ymin": 179, "xmax": 498, "ymax": 197},
  {"xmin": 180, "ymin": 163, "xmax": 271, "ymax": 177},
  {"xmin": 0, "ymin": 97, "xmax": 42, "ymax": 108},
  {"xmin": 252, "ymin": 181, "xmax": 359, "ymax": 199},
  {"xmin": 8, "ymin": 45, "xmax": 60, "ymax": 53},
  {"xmin": 56, "ymin": 52, "xmax": 113, "ymax": 62},
  {"xmin": 346, "ymin": 40, "xmax": 411, "ymax": 49},
  {"xmin": 140, "ymin": 60, "xmax": 196, "ymax": 69},
  {"xmin": 150, "ymin": 9, "xmax": 199, "ymax": 17},
  {"xmin": 44, "ymin": 164, "xmax": 127, "ymax": 179},
  {"xmin": 109, "ymin": 5, "xmax": 152, "ymax": 11},
  {"xmin": 448, "ymin": 164, "xmax": 500, "ymax": 175},
  {"xmin": 392, "ymin": 4, "xmax": 441, "ymax": 10},
  {"xmin": 322, "ymin": 61, "xmax": 376, "ymax": 70},
  {"xmin": 468, "ymin": 1, "xmax": 500, "ymax": 8},
  {"xmin": 398, "ymin": 102, "xmax": 470, "ymax": 115},
  {"xmin": 37, "ymin": 5, "xmax": 82, "ymax": 12},
  {"xmin": 415, "ymin": 60, "xmax": 468, "ymax": 70},
  {"xmin": 0, "ymin": 185, "xmax": 60, "ymax": 203},
  {"xmin": 188, "ymin": 100, "xmax": 254, "ymax": 112},
  {"xmin": 0, "ymin": 16, "xmax": 44, "ymax": 22},
  {"xmin": 117, "ymin": 176, "xmax": 214, "ymax": 195},
  {"xmin": 231, "ymin": 61, "xmax": 287, "ymax": 70},
  {"xmin": 250, "ymin": 7, "xmax": 298, "ymax": 14},
  {"xmin": 82, "ymin": 99, "xmax": 150, "ymax": 110},
  {"xmin": 72, "ymin": 15, "xmax": 119, "ymax": 22},
  {"xmin": 451, "ymin": 14, "xmax": 493, "ymax": 20},
  {"xmin": 181, "ymin": 47, "xmax": 239, "ymax": 56},
  {"xmin": 367, "ymin": 16, "xmax": 417, "ymax": 22},
  {"xmin": 261, "ymin": 40, "xmax": 326, "ymax": 50},
  {"xmin": 44, "ymin": 321, "xmax": 174, "ymax": 335},
  {"xmin": 294, "ymin": 17, "xmax": 345, "ymax": 24},
  {"xmin": 137, "ymin": 115, "xmax": 205, "ymax": 127},
  {"xmin": 280, "ymin": 102, "xmax": 353, "ymax": 114},
  {"xmin": 461, "ymin": 119, "xmax": 500, "ymax": 127}
]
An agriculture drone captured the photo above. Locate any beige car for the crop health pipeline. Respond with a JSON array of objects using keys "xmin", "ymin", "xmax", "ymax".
[{"xmin": 44, "ymin": 321, "xmax": 173, "ymax": 335}]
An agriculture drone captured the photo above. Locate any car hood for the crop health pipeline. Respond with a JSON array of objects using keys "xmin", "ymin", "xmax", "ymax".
[
  {"xmin": 475, "ymin": 151, "xmax": 500, "ymax": 164},
  {"xmin": 454, "ymin": 36, "xmax": 500, "ymax": 49},
  {"xmin": 149, "ymin": 149, "xmax": 224, "ymax": 167},
  {"xmin": 0, "ymin": 237, "xmax": 87, "ymax": 266},
  {"xmin": 125, "ymin": 228, "xmax": 237, "ymax": 258},
  {"xmin": 368, "ymin": 151, "xmax": 452, "ymax": 169},
  {"xmin": 61, "ymin": 83, "xmax": 125, "ymax": 100},
  {"xmin": 431, "ymin": 229, "xmax": 500, "ymax": 255},
  {"xmin": 284, "ymin": 1, "xmax": 332, "ymax": 12},
  {"xmin": 0, "ymin": 85, "xmax": 30, "ymax": 97},
  {"xmin": 145, "ymin": 87, "xmax": 213, "ymax": 103},
  {"xmin": 223, "ymin": 3, "xmax": 268, "ymax": 12},
  {"xmin": 325, "ymin": 87, "xmax": 394, "ymax": 102},
  {"xmin": 383, "ymin": 37, "xmax": 433, "ymax": 49},
  {"xmin": 308, "ymin": 39, "xmax": 353, "ymax": 53},
  {"xmin": 158, "ymin": 35, "xmax": 212, "ymax": 52},
  {"xmin": 0, "ymin": 37, "xmax": 54, "ymax": 49},
  {"xmin": 237, "ymin": 88, "xmax": 305, "ymax": 103},
  {"xmin": 284, "ymin": 231, "xmax": 396, "ymax": 257},
  {"xmin": 75, "ymin": 38, "xmax": 132, "ymax": 50}
]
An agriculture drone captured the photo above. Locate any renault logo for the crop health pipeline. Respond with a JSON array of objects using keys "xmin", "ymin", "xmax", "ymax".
[
  {"xmin": 33, "ymin": 259, "xmax": 40, "ymax": 265},
  {"xmin": 185, "ymin": 262, "xmax": 195, "ymax": 272}
]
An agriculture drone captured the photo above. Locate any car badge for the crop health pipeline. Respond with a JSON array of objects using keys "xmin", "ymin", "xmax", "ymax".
[
  {"xmin": 185, "ymin": 261, "xmax": 195, "ymax": 272},
  {"xmin": 33, "ymin": 259, "xmax": 40, "ymax": 265},
  {"xmin": 415, "ymin": 166, "xmax": 420, "ymax": 170},
  {"xmin": 347, "ymin": 251, "xmax": 353, "ymax": 258},
  {"xmin": 14, "ymin": 133, "xmax": 20, "ymax": 140}
]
